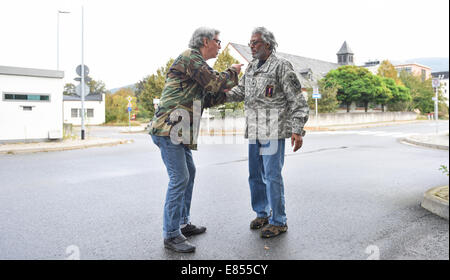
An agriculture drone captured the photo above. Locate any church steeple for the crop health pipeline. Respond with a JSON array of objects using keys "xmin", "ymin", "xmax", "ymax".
[{"xmin": 337, "ymin": 41, "xmax": 354, "ymax": 65}]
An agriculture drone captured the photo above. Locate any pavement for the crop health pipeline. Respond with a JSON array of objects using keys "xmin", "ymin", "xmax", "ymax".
[
  {"xmin": 1, "ymin": 120, "xmax": 448, "ymax": 221},
  {"xmin": 0, "ymin": 137, "xmax": 132, "ymax": 155}
]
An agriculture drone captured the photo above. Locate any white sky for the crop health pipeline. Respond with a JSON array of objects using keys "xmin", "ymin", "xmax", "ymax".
[{"xmin": 0, "ymin": 0, "xmax": 448, "ymax": 89}]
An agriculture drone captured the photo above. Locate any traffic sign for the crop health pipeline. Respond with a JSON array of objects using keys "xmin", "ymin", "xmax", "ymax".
[
  {"xmin": 76, "ymin": 65, "xmax": 90, "ymax": 77},
  {"xmin": 127, "ymin": 96, "xmax": 133, "ymax": 102},
  {"xmin": 74, "ymin": 76, "xmax": 92, "ymax": 82},
  {"xmin": 312, "ymin": 93, "xmax": 322, "ymax": 99},
  {"xmin": 127, "ymin": 107, "xmax": 132, "ymax": 112},
  {"xmin": 432, "ymin": 79, "xmax": 440, "ymax": 88},
  {"xmin": 75, "ymin": 83, "xmax": 90, "ymax": 96}
]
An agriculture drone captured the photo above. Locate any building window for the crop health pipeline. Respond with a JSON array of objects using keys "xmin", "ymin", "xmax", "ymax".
[
  {"xmin": 71, "ymin": 108, "xmax": 78, "ymax": 118},
  {"xmin": 349, "ymin": 55, "xmax": 353, "ymax": 63},
  {"xmin": 421, "ymin": 69, "xmax": 426, "ymax": 81},
  {"xmin": 3, "ymin": 93, "xmax": 50, "ymax": 101},
  {"xmin": 87, "ymin": 109, "xmax": 94, "ymax": 118}
]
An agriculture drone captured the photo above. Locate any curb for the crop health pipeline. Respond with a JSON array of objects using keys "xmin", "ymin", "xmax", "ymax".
[
  {"xmin": 306, "ymin": 120, "xmax": 427, "ymax": 131},
  {"xmin": 421, "ymin": 186, "xmax": 449, "ymax": 220},
  {"xmin": 400, "ymin": 137, "xmax": 449, "ymax": 150},
  {"xmin": 0, "ymin": 139, "xmax": 132, "ymax": 155}
]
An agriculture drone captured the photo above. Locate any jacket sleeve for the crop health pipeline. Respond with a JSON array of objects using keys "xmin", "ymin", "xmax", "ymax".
[
  {"xmin": 186, "ymin": 51, "xmax": 239, "ymax": 93},
  {"xmin": 226, "ymin": 73, "xmax": 246, "ymax": 103},
  {"xmin": 279, "ymin": 61, "xmax": 309, "ymax": 135}
]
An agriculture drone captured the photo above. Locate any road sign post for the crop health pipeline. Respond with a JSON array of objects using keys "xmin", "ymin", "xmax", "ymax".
[
  {"xmin": 127, "ymin": 96, "xmax": 133, "ymax": 131},
  {"xmin": 432, "ymin": 78, "xmax": 440, "ymax": 134},
  {"xmin": 312, "ymin": 87, "xmax": 321, "ymax": 129}
]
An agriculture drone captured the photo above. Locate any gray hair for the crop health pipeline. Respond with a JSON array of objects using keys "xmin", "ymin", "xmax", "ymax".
[
  {"xmin": 252, "ymin": 27, "xmax": 278, "ymax": 52},
  {"xmin": 188, "ymin": 27, "xmax": 220, "ymax": 49}
]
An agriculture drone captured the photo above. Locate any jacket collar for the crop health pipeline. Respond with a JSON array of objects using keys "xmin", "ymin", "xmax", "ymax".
[{"xmin": 251, "ymin": 52, "xmax": 276, "ymax": 74}]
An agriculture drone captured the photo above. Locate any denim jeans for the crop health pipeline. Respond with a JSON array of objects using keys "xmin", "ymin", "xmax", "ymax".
[
  {"xmin": 151, "ymin": 135, "xmax": 195, "ymax": 239},
  {"xmin": 248, "ymin": 139, "xmax": 286, "ymax": 226}
]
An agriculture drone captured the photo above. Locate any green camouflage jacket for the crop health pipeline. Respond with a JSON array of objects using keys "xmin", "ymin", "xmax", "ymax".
[
  {"xmin": 226, "ymin": 52, "xmax": 309, "ymax": 139},
  {"xmin": 149, "ymin": 48, "xmax": 238, "ymax": 150}
]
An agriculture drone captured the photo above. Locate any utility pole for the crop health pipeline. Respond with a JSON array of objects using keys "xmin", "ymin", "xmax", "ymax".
[
  {"xmin": 432, "ymin": 77, "xmax": 441, "ymax": 134},
  {"xmin": 81, "ymin": 6, "xmax": 86, "ymax": 140}
]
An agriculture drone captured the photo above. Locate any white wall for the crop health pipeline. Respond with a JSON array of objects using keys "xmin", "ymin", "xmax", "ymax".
[
  {"xmin": 0, "ymin": 74, "xmax": 63, "ymax": 142},
  {"xmin": 199, "ymin": 112, "xmax": 418, "ymax": 134},
  {"xmin": 63, "ymin": 97, "xmax": 105, "ymax": 125}
]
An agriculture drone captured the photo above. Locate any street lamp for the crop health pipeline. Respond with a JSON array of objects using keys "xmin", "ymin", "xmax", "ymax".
[{"xmin": 57, "ymin": 10, "xmax": 70, "ymax": 70}]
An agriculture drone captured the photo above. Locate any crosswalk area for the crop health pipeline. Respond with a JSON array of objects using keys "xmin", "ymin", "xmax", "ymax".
[{"xmin": 310, "ymin": 130, "xmax": 419, "ymax": 138}]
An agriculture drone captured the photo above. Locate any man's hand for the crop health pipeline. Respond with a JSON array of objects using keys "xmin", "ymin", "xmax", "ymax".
[
  {"xmin": 231, "ymin": 64, "xmax": 244, "ymax": 74},
  {"xmin": 291, "ymin": 133, "xmax": 303, "ymax": 152}
]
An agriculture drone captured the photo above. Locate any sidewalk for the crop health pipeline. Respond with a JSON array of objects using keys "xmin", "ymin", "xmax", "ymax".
[
  {"xmin": 399, "ymin": 130, "xmax": 449, "ymax": 220},
  {"xmin": 401, "ymin": 131, "xmax": 449, "ymax": 150},
  {"xmin": 0, "ymin": 137, "xmax": 132, "ymax": 155},
  {"xmin": 305, "ymin": 119, "xmax": 427, "ymax": 131}
]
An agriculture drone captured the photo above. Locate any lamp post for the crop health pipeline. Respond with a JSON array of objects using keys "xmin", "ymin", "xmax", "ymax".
[
  {"xmin": 81, "ymin": 6, "xmax": 86, "ymax": 140},
  {"xmin": 57, "ymin": 10, "xmax": 70, "ymax": 70}
]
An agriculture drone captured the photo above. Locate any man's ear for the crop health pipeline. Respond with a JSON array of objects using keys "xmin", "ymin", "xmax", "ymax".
[{"xmin": 203, "ymin": 37, "xmax": 209, "ymax": 47}]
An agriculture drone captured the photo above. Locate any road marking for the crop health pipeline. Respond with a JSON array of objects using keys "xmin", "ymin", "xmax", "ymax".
[{"xmin": 311, "ymin": 130, "xmax": 419, "ymax": 138}]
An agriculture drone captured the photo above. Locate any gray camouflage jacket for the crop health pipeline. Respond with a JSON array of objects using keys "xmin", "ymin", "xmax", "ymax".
[{"xmin": 226, "ymin": 52, "xmax": 309, "ymax": 139}]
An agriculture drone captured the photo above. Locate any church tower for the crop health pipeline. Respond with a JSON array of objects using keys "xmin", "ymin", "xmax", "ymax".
[{"xmin": 337, "ymin": 41, "xmax": 354, "ymax": 65}]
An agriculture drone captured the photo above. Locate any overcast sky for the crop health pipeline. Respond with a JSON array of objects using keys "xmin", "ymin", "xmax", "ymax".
[{"xmin": 0, "ymin": 0, "xmax": 448, "ymax": 89}]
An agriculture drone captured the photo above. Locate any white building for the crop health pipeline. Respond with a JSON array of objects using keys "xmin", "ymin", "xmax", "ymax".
[
  {"xmin": 432, "ymin": 71, "xmax": 449, "ymax": 107},
  {"xmin": 0, "ymin": 65, "xmax": 64, "ymax": 143},
  {"xmin": 63, "ymin": 93, "xmax": 105, "ymax": 125}
]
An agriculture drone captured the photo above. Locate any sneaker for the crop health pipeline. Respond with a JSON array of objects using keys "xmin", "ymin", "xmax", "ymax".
[
  {"xmin": 260, "ymin": 224, "xmax": 288, "ymax": 238},
  {"xmin": 181, "ymin": 223, "xmax": 207, "ymax": 237},
  {"xmin": 250, "ymin": 217, "xmax": 269, "ymax": 230},
  {"xmin": 164, "ymin": 234, "xmax": 196, "ymax": 253}
]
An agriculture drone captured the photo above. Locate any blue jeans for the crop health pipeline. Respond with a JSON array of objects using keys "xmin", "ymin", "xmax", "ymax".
[
  {"xmin": 248, "ymin": 139, "xmax": 286, "ymax": 226},
  {"xmin": 151, "ymin": 135, "xmax": 195, "ymax": 239}
]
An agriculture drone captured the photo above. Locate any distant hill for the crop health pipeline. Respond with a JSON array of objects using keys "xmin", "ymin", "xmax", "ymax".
[
  {"xmin": 392, "ymin": 57, "xmax": 449, "ymax": 72},
  {"xmin": 109, "ymin": 84, "xmax": 136, "ymax": 94}
]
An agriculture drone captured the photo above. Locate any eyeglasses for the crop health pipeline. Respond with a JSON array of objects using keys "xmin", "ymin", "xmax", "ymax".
[
  {"xmin": 213, "ymin": 39, "xmax": 221, "ymax": 45},
  {"xmin": 248, "ymin": 40, "xmax": 264, "ymax": 47}
]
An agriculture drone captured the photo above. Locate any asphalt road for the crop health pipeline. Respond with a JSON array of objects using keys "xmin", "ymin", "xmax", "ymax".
[{"xmin": 0, "ymin": 121, "xmax": 448, "ymax": 260}]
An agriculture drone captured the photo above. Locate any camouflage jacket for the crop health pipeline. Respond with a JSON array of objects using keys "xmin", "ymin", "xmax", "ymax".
[
  {"xmin": 149, "ymin": 48, "xmax": 238, "ymax": 150},
  {"xmin": 226, "ymin": 52, "xmax": 309, "ymax": 139}
]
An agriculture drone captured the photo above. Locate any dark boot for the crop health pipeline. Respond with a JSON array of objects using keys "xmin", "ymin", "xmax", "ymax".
[
  {"xmin": 181, "ymin": 223, "xmax": 207, "ymax": 237},
  {"xmin": 164, "ymin": 234, "xmax": 196, "ymax": 253}
]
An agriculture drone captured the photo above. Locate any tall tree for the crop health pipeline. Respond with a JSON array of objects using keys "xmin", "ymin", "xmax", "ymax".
[
  {"xmin": 377, "ymin": 60, "xmax": 403, "ymax": 85},
  {"xmin": 399, "ymin": 70, "xmax": 434, "ymax": 113},
  {"xmin": 63, "ymin": 83, "xmax": 76, "ymax": 96},
  {"xmin": 307, "ymin": 79, "xmax": 339, "ymax": 113},
  {"xmin": 213, "ymin": 48, "xmax": 244, "ymax": 113},
  {"xmin": 323, "ymin": 65, "xmax": 376, "ymax": 112},
  {"xmin": 136, "ymin": 58, "xmax": 174, "ymax": 117},
  {"xmin": 372, "ymin": 76, "xmax": 392, "ymax": 112},
  {"xmin": 63, "ymin": 78, "xmax": 108, "ymax": 96},
  {"xmin": 105, "ymin": 88, "xmax": 135, "ymax": 123}
]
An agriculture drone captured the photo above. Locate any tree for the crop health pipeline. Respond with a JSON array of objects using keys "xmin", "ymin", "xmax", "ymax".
[
  {"xmin": 306, "ymin": 79, "xmax": 339, "ymax": 113},
  {"xmin": 373, "ymin": 76, "xmax": 392, "ymax": 112},
  {"xmin": 105, "ymin": 88, "xmax": 135, "ymax": 123},
  {"xmin": 399, "ymin": 70, "xmax": 434, "ymax": 113},
  {"xmin": 213, "ymin": 48, "xmax": 244, "ymax": 113},
  {"xmin": 384, "ymin": 78, "xmax": 411, "ymax": 112},
  {"xmin": 63, "ymin": 78, "xmax": 107, "ymax": 96},
  {"xmin": 63, "ymin": 83, "xmax": 76, "ymax": 96},
  {"xmin": 323, "ymin": 65, "xmax": 376, "ymax": 112},
  {"xmin": 136, "ymin": 58, "xmax": 174, "ymax": 118},
  {"xmin": 377, "ymin": 60, "xmax": 403, "ymax": 85},
  {"xmin": 87, "ymin": 79, "xmax": 107, "ymax": 95}
]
